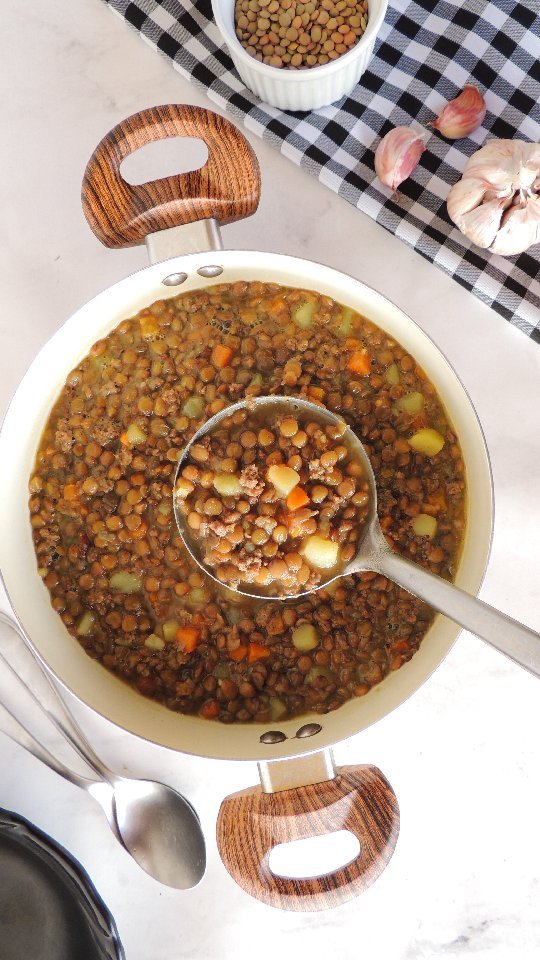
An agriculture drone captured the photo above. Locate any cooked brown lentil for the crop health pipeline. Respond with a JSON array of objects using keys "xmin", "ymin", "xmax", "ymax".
[
  {"xmin": 175, "ymin": 406, "xmax": 370, "ymax": 595},
  {"xmin": 29, "ymin": 281, "xmax": 466, "ymax": 724}
]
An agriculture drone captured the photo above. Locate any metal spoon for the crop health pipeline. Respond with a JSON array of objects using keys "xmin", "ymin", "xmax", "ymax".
[
  {"xmin": 0, "ymin": 606, "xmax": 206, "ymax": 889},
  {"xmin": 174, "ymin": 395, "xmax": 540, "ymax": 680}
]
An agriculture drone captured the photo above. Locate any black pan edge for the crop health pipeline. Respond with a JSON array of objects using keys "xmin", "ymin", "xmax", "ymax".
[{"xmin": 0, "ymin": 808, "xmax": 124, "ymax": 960}]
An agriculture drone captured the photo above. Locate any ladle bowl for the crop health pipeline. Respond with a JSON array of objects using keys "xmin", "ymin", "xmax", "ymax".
[{"xmin": 174, "ymin": 395, "xmax": 540, "ymax": 680}]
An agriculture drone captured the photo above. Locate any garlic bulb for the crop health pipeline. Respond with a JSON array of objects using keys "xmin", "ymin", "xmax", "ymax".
[
  {"xmin": 374, "ymin": 126, "xmax": 426, "ymax": 191},
  {"xmin": 432, "ymin": 85, "xmax": 486, "ymax": 139},
  {"xmin": 447, "ymin": 139, "xmax": 540, "ymax": 256}
]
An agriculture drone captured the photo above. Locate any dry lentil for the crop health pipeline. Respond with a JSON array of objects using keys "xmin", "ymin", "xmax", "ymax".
[{"xmin": 234, "ymin": 0, "xmax": 369, "ymax": 69}]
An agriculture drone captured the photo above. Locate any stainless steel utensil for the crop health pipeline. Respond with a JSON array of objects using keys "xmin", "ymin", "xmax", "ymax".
[
  {"xmin": 174, "ymin": 395, "xmax": 540, "ymax": 679},
  {"xmin": 0, "ymin": 600, "xmax": 206, "ymax": 889}
]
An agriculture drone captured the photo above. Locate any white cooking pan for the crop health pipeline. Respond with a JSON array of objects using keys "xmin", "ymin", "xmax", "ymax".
[{"xmin": 0, "ymin": 105, "xmax": 493, "ymax": 910}]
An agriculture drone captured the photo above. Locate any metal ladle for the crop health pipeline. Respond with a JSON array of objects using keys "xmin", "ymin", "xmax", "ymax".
[
  {"xmin": 174, "ymin": 395, "xmax": 540, "ymax": 680},
  {"xmin": 0, "ymin": 604, "xmax": 206, "ymax": 889}
]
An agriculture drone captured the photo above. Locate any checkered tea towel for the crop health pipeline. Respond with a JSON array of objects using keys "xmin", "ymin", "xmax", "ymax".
[{"xmin": 105, "ymin": 0, "xmax": 540, "ymax": 340}]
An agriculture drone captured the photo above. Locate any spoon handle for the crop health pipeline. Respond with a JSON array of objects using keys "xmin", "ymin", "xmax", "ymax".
[
  {"xmin": 375, "ymin": 549, "xmax": 540, "ymax": 678},
  {"xmin": 0, "ymin": 576, "xmax": 112, "ymax": 781},
  {"xmin": 0, "ymin": 696, "xmax": 93, "ymax": 791}
]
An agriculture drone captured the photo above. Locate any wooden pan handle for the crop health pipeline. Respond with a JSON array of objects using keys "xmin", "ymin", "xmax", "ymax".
[
  {"xmin": 81, "ymin": 104, "xmax": 261, "ymax": 248},
  {"xmin": 216, "ymin": 765, "xmax": 399, "ymax": 912}
]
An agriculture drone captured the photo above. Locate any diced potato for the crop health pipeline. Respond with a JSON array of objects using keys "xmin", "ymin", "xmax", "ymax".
[
  {"xmin": 140, "ymin": 316, "xmax": 160, "ymax": 339},
  {"xmin": 293, "ymin": 300, "xmax": 316, "ymax": 328},
  {"xmin": 182, "ymin": 396, "xmax": 204, "ymax": 419},
  {"xmin": 213, "ymin": 474, "xmax": 243, "ymax": 496},
  {"xmin": 162, "ymin": 619, "xmax": 180, "ymax": 643},
  {"xmin": 385, "ymin": 362, "xmax": 400, "ymax": 385},
  {"xmin": 187, "ymin": 587, "xmax": 207, "ymax": 606},
  {"xmin": 268, "ymin": 464, "xmax": 300, "ymax": 497},
  {"xmin": 145, "ymin": 633, "xmax": 165, "ymax": 650},
  {"xmin": 109, "ymin": 571, "xmax": 142, "ymax": 593},
  {"xmin": 125, "ymin": 423, "xmax": 147, "ymax": 445},
  {"xmin": 292, "ymin": 623, "xmax": 319, "ymax": 651},
  {"xmin": 339, "ymin": 306, "xmax": 355, "ymax": 335},
  {"xmin": 412, "ymin": 514, "xmax": 438, "ymax": 538},
  {"xmin": 76, "ymin": 611, "xmax": 95, "ymax": 636},
  {"xmin": 408, "ymin": 428, "xmax": 445, "ymax": 456},
  {"xmin": 302, "ymin": 535, "xmax": 340, "ymax": 569},
  {"xmin": 396, "ymin": 391, "xmax": 424, "ymax": 415},
  {"xmin": 269, "ymin": 697, "xmax": 288, "ymax": 721}
]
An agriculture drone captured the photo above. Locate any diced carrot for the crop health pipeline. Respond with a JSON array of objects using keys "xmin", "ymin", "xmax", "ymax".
[
  {"xmin": 199, "ymin": 700, "xmax": 220, "ymax": 719},
  {"xmin": 229, "ymin": 645, "xmax": 248, "ymax": 662},
  {"xmin": 347, "ymin": 349, "xmax": 371, "ymax": 376},
  {"xmin": 120, "ymin": 432, "xmax": 130, "ymax": 446},
  {"xmin": 63, "ymin": 483, "xmax": 78, "ymax": 501},
  {"xmin": 248, "ymin": 643, "xmax": 271, "ymax": 663},
  {"xmin": 392, "ymin": 640, "xmax": 410, "ymax": 654},
  {"xmin": 286, "ymin": 486, "xmax": 310, "ymax": 512},
  {"xmin": 211, "ymin": 344, "xmax": 234, "ymax": 368},
  {"xmin": 176, "ymin": 626, "xmax": 200, "ymax": 653}
]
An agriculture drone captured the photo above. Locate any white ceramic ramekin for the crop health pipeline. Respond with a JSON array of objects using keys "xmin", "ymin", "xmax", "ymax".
[{"xmin": 211, "ymin": 0, "xmax": 389, "ymax": 111}]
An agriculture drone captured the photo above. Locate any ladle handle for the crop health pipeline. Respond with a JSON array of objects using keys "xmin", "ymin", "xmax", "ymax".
[
  {"xmin": 375, "ymin": 549, "xmax": 540, "ymax": 678},
  {"xmin": 82, "ymin": 104, "xmax": 261, "ymax": 247},
  {"xmin": 216, "ymin": 765, "xmax": 399, "ymax": 911}
]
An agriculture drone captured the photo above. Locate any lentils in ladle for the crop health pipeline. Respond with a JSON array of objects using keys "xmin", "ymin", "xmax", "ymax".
[
  {"xmin": 234, "ymin": 0, "xmax": 369, "ymax": 69},
  {"xmin": 175, "ymin": 406, "xmax": 370, "ymax": 596}
]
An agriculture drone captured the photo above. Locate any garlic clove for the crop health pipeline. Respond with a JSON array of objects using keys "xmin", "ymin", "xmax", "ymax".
[
  {"xmin": 456, "ymin": 197, "xmax": 507, "ymax": 249},
  {"xmin": 489, "ymin": 196, "xmax": 540, "ymax": 256},
  {"xmin": 447, "ymin": 177, "xmax": 488, "ymax": 225},
  {"xmin": 374, "ymin": 126, "xmax": 426, "ymax": 191},
  {"xmin": 432, "ymin": 84, "xmax": 486, "ymax": 139}
]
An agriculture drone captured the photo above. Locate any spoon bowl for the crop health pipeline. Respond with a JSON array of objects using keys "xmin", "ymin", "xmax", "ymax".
[
  {"xmin": 175, "ymin": 395, "xmax": 540, "ymax": 679},
  {"xmin": 0, "ymin": 611, "xmax": 206, "ymax": 889}
]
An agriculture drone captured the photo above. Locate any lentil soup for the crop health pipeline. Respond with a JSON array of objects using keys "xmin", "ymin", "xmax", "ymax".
[{"xmin": 29, "ymin": 281, "xmax": 466, "ymax": 724}]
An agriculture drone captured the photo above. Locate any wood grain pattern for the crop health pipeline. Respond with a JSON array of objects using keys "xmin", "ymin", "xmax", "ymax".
[
  {"xmin": 216, "ymin": 765, "xmax": 399, "ymax": 911},
  {"xmin": 81, "ymin": 104, "xmax": 261, "ymax": 248}
]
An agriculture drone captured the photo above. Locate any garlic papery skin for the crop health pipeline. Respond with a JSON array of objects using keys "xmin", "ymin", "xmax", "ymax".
[
  {"xmin": 447, "ymin": 139, "xmax": 540, "ymax": 256},
  {"xmin": 374, "ymin": 126, "xmax": 426, "ymax": 191},
  {"xmin": 490, "ymin": 197, "xmax": 540, "ymax": 256},
  {"xmin": 432, "ymin": 85, "xmax": 486, "ymax": 139}
]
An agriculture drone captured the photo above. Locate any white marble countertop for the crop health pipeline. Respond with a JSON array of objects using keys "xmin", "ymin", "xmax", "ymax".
[{"xmin": 2, "ymin": 1, "xmax": 540, "ymax": 957}]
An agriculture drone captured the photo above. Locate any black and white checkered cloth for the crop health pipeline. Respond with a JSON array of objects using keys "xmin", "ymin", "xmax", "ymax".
[{"xmin": 105, "ymin": 0, "xmax": 540, "ymax": 340}]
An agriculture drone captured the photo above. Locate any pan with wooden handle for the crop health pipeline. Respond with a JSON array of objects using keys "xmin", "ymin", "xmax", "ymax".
[{"xmin": 0, "ymin": 105, "xmax": 492, "ymax": 910}]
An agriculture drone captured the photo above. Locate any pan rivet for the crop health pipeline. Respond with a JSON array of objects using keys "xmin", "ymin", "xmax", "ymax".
[
  {"xmin": 197, "ymin": 265, "xmax": 223, "ymax": 278},
  {"xmin": 295, "ymin": 723, "xmax": 322, "ymax": 738},
  {"xmin": 260, "ymin": 730, "xmax": 287, "ymax": 744},
  {"xmin": 162, "ymin": 272, "xmax": 188, "ymax": 286}
]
